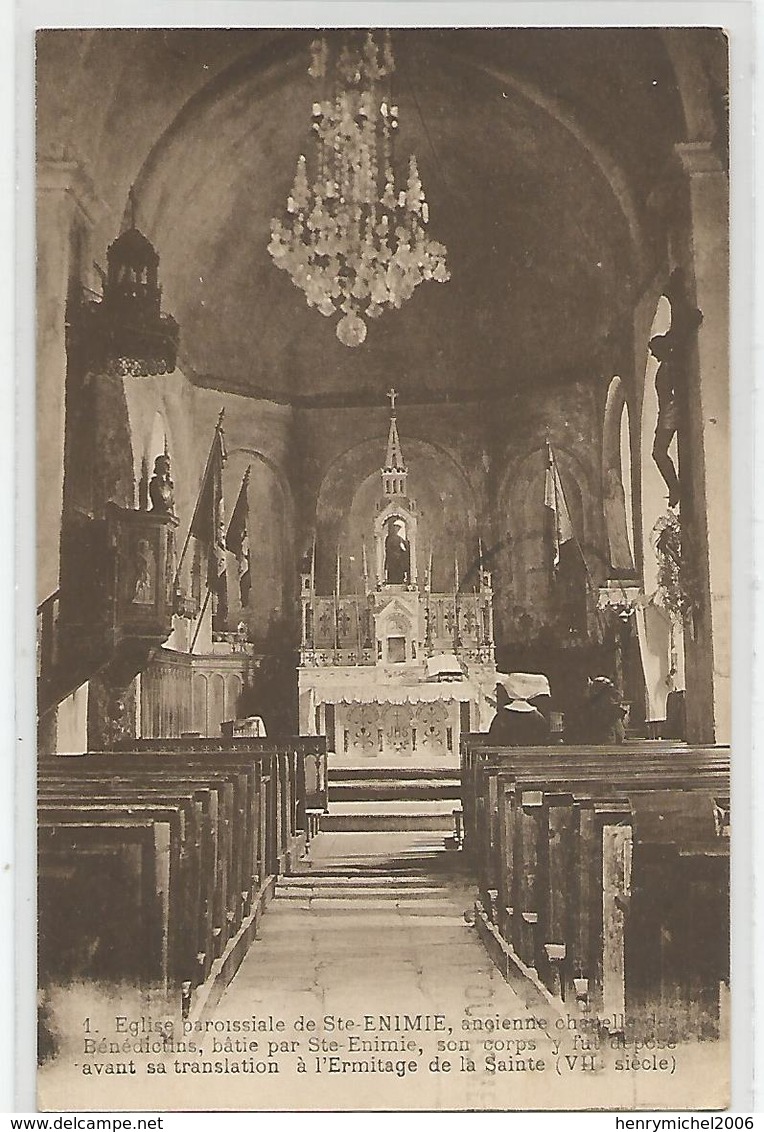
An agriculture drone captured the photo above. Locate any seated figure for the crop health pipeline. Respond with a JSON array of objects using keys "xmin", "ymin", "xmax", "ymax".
[
  {"xmin": 487, "ymin": 673, "xmax": 551, "ymax": 746},
  {"xmin": 566, "ymin": 675, "xmax": 626, "ymax": 744}
]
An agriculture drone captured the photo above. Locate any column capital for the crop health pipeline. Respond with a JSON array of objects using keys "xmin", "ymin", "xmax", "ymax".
[
  {"xmin": 674, "ymin": 141, "xmax": 726, "ymax": 177},
  {"xmin": 37, "ymin": 154, "xmax": 104, "ymax": 227},
  {"xmin": 646, "ymin": 141, "xmax": 726, "ymax": 220}
]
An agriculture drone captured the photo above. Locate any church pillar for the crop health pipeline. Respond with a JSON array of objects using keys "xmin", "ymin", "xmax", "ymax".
[
  {"xmin": 36, "ymin": 158, "xmax": 101, "ymax": 604},
  {"xmin": 675, "ymin": 142, "xmax": 730, "ymax": 743}
]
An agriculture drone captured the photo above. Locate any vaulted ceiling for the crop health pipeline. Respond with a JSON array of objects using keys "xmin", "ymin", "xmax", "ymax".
[{"xmin": 37, "ymin": 27, "xmax": 725, "ymax": 403}]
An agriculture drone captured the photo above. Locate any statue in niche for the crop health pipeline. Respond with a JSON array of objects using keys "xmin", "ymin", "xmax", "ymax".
[
  {"xmin": 604, "ymin": 465, "xmax": 635, "ymax": 573},
  {"xmin": 149, "ymin": 454, "xmax": 176, "ymax": 518},
  {"xmin": 384, "ymin": 517, "xmax": 410, "ymax": 585},
  {"xmin": 650, "ymin": 272, "xmax": 703, "ymax": 508}
]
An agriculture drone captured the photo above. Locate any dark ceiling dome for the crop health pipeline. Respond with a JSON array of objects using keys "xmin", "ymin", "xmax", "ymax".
[{"xmin": 36, "ymin": 28, "xmax": 722, "ymax": 404}]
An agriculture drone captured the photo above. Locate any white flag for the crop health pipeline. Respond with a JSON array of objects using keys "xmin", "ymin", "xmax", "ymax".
[{"xmin": 544, "ymin": 443, "xmax": 574, "ymax": 571}]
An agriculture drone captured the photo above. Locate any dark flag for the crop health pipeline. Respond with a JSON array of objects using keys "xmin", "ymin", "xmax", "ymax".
[
  {"xmin": 189, "ymin": 414, "xmax": 228, "ymax": 621},
  {"xmin": 227, "ymin": 467, "xmax": 252, "ymax": 607}
]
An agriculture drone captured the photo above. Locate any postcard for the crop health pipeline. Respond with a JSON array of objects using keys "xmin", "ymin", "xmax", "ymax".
[{"xmin": 33, "ymin": 21, "xmax": 735, "ymax": 1111}]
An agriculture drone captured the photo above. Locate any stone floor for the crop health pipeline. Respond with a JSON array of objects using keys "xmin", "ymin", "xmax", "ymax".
[
  {"xmin": 215, "ymin": 830, "xmax": 528, "ymax": 1108},
  {"xmin": 221, "ymin": 831, "xmax": 514, "ymax": 1011}
]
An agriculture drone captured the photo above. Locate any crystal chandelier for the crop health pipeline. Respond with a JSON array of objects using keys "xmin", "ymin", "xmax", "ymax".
[{"xmin": 268, "ymin": 31, "xmax": 450, "ymax": 347}]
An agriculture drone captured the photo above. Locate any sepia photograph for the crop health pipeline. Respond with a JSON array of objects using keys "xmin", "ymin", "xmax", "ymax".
[{"xmin": 33, "ymin": 23, "xmax": 732, "ymax": 1111}]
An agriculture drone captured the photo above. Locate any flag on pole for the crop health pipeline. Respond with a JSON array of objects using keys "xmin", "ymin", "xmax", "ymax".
[
  {"xmin": 226, "ymin": 467, "xmax": 251, "ymax": 607},
  {"xmin": 334, "ymin": 546, "xmax": 341, "ymax": 649},
  {"xmin": 544, "ymin": 440, "xmax": 574, "ymax": 572},
  {"xmin": 189, "ymin": 414, "xmax": 228, "ymax": 618}
]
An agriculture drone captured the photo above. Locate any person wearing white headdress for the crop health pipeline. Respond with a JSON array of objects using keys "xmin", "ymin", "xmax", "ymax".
[{"xmin": 487, "ymin": 673, "xmax": 551, "ymax": 746}]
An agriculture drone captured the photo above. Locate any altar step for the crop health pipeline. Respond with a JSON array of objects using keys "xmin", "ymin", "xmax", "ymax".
[
  {"xmin": 328, "ymin": 772, "xmax": 460, "ymax": 803},
  {"xmin": 321, "ymin": 768, "xmax": 461, "ymax": 832},
  {"xmin": 276, "ymin": 873, "xmax": 458, "ymax": 914}
]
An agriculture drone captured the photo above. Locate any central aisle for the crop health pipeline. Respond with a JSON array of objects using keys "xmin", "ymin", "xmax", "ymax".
[
  {"xmin": 222, "ymin": 831, "xmax": 513, "ymax": 1011},
  {"xmin": 217, "ymin": 831, "xmax": 544, "ymax": 1109}
]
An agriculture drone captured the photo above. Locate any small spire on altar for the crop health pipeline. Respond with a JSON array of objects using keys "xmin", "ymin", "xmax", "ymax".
[
  {"xmin": 382, "ymin": 387, "xmax": 407, "ymax": 495},
  {"xmin": 120, "ymin": 184, "xmax": 138, "ymax": 233}
]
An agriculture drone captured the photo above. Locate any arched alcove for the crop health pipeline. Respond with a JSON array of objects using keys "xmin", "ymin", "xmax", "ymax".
[
  {"xmin": 208, "ymin": 672, "xmax": 226, "ymax": 738},
  {"xmin": 496, "ymin": 445, "xmax": 594, "ymax": 644},
  {"xmin": 314, "ymin": 436, "xmax": 477, "ymax": 596},
  {"xmin": 602, "ymin": 376, "xmax": 636, "ymax": 575},
  {"xmin": 192, "ymin": 672, "xmax": 208, "ymax": 735},
  {"xmin": 376, "ymin": 509, "xmax": 417, "ymax": 588},
  {"xmin": 226, "ymin": 672, "xmax": 243, "ymax": 719}
]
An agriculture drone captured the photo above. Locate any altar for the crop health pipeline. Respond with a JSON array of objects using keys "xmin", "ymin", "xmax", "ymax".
[
  {"xmin": 298, "ymin": 656, "xmax": 496, "ymax": 767},
  {"xmin": 298, "ymin": 391, "xmax": 497, "ymax": 766}
]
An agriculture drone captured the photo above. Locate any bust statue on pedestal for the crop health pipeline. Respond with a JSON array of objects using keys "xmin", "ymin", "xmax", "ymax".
[{"xmin": 149, "ymin": 454, "xmax": 176, "ymax": 518}]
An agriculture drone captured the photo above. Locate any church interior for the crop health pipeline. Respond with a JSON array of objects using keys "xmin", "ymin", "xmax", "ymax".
[{"xmin": 35, "ymin": 28, "xmax": 731, "ymax": 1108}]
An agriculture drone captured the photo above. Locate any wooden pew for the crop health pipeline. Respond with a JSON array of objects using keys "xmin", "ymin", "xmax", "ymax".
[
  {"xmin": 460, "ymin": 734, "xmax": 690, "ymax": 854},
  {"xmin": 42, "ymin": 754, "xmax": 274, "ymax": 939},
  {"xmin": 113, "ymin": 736, "xmax": 329, "ymax": 863},
  {"xmin": 465, "ymin": 741, "xmax": 730, "ymax": 1039},
  {"xmin": 481, "ymin": 755, "xmax": 728, "ymax": 955},
  {"xmin": 38, "ymin": 738, "xmax": 320, "ymax": 1004},
  {"xmin": 108, "ymin": 742, "xmax": 304, "ymax": 870},
  {"xmin": 466, "ymin": 743, "xmax": 727, "ymax": 865},
  {"xmin": 38, "ymin": 776, "xmax": 233, "ymax": 984},
  {"xmin": 39, "ymin": 815, "xmax": 171, "ymax": 987}
]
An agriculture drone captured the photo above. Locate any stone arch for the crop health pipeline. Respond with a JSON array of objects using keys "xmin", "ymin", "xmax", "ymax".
[
  {"xmin": 127, "ymin": 29, "xmax": 650, "ymax": 284},
  {"xmin": 660, "ymin": 29, "xmax": 727, "ymax": 144},
  {"xmin": 439, "ymin": 47, "xmax": 646, "ymax": 266},
  {"xmin": 498, "ymin": 442, "xmax": 598, "ymax": 557},
  {"xmin": 120, "ymin": 371, "xmax": 202, "ymax": 527}
]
